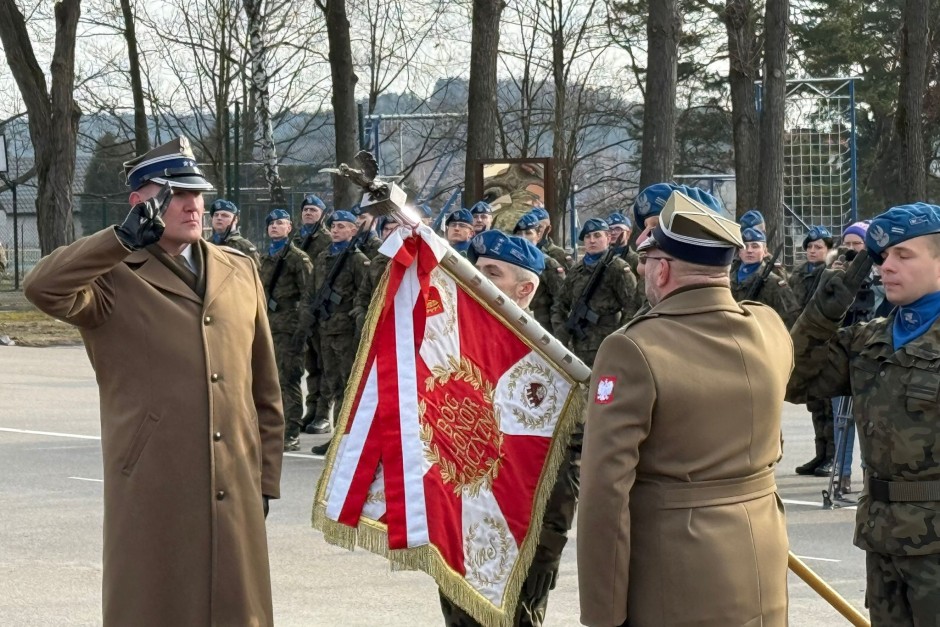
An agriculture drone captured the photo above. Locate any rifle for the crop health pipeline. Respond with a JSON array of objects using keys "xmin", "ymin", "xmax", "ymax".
[
  {"xmin": 744, "ymin": 244, "xmax": 784, "ymax": 301},
  {"xmin": 265, "ymin": 241, "xmax": 292, "ymax": 313},
  {"xmin": 300, "ymin": 207, "xmax": 335, "ymax": 253},
  {"xmin": 565, "ymin": 247, "xmax": 618, "ymax": 341},
  {"xmin": 309, "ymin": 223, "xmax": 370, "ymax": 321}
]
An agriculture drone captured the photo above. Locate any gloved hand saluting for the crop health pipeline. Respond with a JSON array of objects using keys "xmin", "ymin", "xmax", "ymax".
[
  {"xmin": 814, "ymin": 250, "xmax": 874, "ymax": 322},
  {"xmin": 115, "ymin": 184, "xmax": 173, "ymax": 250}
]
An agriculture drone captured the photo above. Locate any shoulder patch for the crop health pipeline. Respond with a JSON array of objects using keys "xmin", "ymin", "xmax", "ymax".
[
  {"xmin": 594, "ymin": 376, "xmax": 616, "ymax": 404},
  {"xmin": 218, "ymin": 245, "xmax": 248, "ymax": 258}
]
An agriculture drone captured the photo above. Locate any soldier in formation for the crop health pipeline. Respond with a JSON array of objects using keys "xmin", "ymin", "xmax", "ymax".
[
  {"xmin": 514, "ymin": 210, "xmax": 565, "ymax": 331},
  {"xmin": 606, "ymin": 212, "xmax": 639, "ymax": 275},
  {"xmin": 444, "ymin": 209, "xmax": 475, "ymax": 256},
  {"xmin": 470, "ymin": 200, "xmax": 494, "ymax": 233},
  {"xmin": 207, "ymin": 198, "xmax": 260, "ymax": 266},
  {"xmin": 730, "ymin": 227, "xmax": 799, "ymax": 327},
  {"xmin": 354, "ymin": 205, "xmax": 384, "ymax": 259},
  {"xmin": 531, "ymin": 206, "xmax": 572, "ymax": 270},
  {"xmin": 787, "ymin": 203, "xmax": 940, "ymax": 625},
  {"xmin": 259, "ymin": 208, "xmax": 312, "ymax": 452}
]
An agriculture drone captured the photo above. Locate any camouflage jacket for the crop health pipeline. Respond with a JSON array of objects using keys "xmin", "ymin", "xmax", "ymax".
[
  {"xmin": 294, "ymin": 227, "xmax": 330, "ymax": 264},
  {"xmin": 259, "ymin": 243, "xmax": 313, "ymax": 335},
  {"xmin": 730, "ymin": 260, "xmax": 800, "ymax": 328},
  {"xmin": 788, "ymin": 302, "xmax": 940, "ymax": 556},
  {"xmin": 788, "ymin": 261, "xmax": 827, "ymax": 310},
  {"xmin": 212, "ymin": 231, "xmax": 260, "ymax": 267},
  {"xmin": 353, "ymin": 253, "xmax": 391, "ymax": 334},
  {"xmin": 531, "ymin": 255, "xmax": 566, "ymax": 332},
  {"xmin": 295, "ymin": 245, "xmax": 370, "ymax": 338},
  {"xmin": 550, "ymin": 255, "xmax": 641, "ymax": 354},
  {"xmin": 540, "ymin": 238, "xmax": 573, "ymax": 271},
  {"xmin": 359, "ymin": 232, "xmax": 384, "ymax": 260}
]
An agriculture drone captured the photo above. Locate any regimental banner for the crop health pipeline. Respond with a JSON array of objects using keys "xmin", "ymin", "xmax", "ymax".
[{"xmin": 312, "ymin": 223, "xmax": 590, "ymax": 627}]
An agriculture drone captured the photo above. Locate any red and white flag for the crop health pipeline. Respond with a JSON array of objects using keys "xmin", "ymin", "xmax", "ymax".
[{"xmin": 313, "ymin": 224, "xmax": 588, "ymax": 626}]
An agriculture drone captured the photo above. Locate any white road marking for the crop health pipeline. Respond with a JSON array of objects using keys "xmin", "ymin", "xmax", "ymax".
[
  {"xmin": 68, "ymin": 476, "xmax": 103, "ymax": 483},
  {"xmin": 782, "ymin": 498, "xmax": 857, "ymax": 510},
  {"xmin": 793, "ymin": 555, "xmax": 841, "ymax": 563},
  {"xmin": 284, "ymin": 452, "xmax": 320, "ymax": 459},
  {"xmin": 0, "ymin": 427, "xmax": 100, "ymax": 440}
]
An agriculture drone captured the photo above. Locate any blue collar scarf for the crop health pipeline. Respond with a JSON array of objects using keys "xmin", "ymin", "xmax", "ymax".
[
  {"xmin": 737, "ymin": 262, "xmax": 761, "ymax": 283},
  {"xmin": 212, "ymin": 232, "xmax": 224, "ymax": 245},
  {"xmin": 893, "ymin": 291, "xmax": 940, "ymax": 351},
  {"xmin": 299, "ymin": 224, "xmax": 316, "ymax": 238},
  {"xmin": 268, "ymin": 238, "xmax": 288, "ymax": 257},
  {"xmin": 329, "ymin": 240, "xmax": 351, "ymax": 255},
  {"xmin": 583, "ymin": 251, "xmax": 605, "ymax": 267},
  {"xmin": 805, "ymin": 262, "xmax": 822, "ymax": 275},
  {"xmin": 452, "ymin": 240, "xmax": 471, "ymax": 253}
]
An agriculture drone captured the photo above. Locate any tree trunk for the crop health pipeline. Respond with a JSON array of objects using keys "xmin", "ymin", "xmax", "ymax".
[
  {"xmin": 757, "ymin": 0, "xmax": 788, "ymax": 247},
  {"xmin": 464, "ymin": 0, "xmax": 504, "ymax": 205},
  {"xmin": 551, "ymin": 9, "xmax": 568, "ymax": 243},
  {"xmin": 723, "ymin": 0, "xmax": 761, "ymax": 217},
  {"xmin": 897, "ymin": 0, "xmax": 929, "ymax": 202},
  {"xmin": 323, "ymin": 0, "xmax": 360, "ymax": 210},
  {"xmin": 639, "ymin": 0, "xmax": 680, "ymax": 189},
  {"xmin": 120, "ymin": 0, "xmax": 149, "ymax": 156},
  {"xmin": 0, "ymin": 0, "xmax": 81, "ymax": 253},
  {"xmin": 243, "ymin": 0, "xmax": 286, "ymax": 206}
]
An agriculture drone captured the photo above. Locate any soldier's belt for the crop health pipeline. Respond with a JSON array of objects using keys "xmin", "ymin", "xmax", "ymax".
[{"xmin": 868, "ymin": 478, "xmax": 940, "ymax": 502}]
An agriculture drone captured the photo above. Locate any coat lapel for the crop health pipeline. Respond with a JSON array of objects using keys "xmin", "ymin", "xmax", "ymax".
[
  {"xmin": 125, "ymin": 248, "xmax": 202, "ymax": 304},
  {"xmin": 202, "ymin": 241, "xmax": 237, "ymax": 311}
]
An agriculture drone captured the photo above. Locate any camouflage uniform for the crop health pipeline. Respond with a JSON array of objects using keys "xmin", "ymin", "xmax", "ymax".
[
  {"xmin": 531, "ymin": 256, "xmax": 565, "ymax": 332},
  {"xmin": 259, "ymin": 242, "xmax": 312, "ymax": 442},
  {"xmin": 295, "ymin": 225, "xmax": 330, "ymax": 427},
  {"xmin": 730, "ymin": 258, "xmax": 800, "ymax": 328},
  {"xmin": 539, "ymin": 238, "xmax": 572, "ymax": 271},
  {"xmin": 789, "ymin": 260, "xmax": 835, "ymax": 470},
  {"xmin": 296, "ymin": 244, "xmax": 370, "ymax": 427},
  {"xmin": 212, "ymin": 231, "xmax": 260, "ymax": 267},
  {"xmin": 788, "ymin": 294, "xmax": 940, "ymax": 625},
  {"xmin": 550, "ymin": 255, "xmax": 641, "ymax": 367},
  {"xmin": 360, "ymin": 232, "xmax": 384, "ymax": 260},
  {"xmin": 353, "ymin": 253, "xmax": 391, "ymax": 335}
]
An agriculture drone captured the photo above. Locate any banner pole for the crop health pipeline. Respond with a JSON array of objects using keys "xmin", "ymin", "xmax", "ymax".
[{"xmin": 788, "ymin": 552, "xmax": 869, "ymax": 627}]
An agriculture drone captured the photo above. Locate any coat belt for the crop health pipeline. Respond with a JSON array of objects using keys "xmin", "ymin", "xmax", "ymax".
[
  {"xmin": 868, "ymin": 477, "xmax": 940, "ymax": 502},
  {"xmin": 634, "ymin": 467, "xmax": 778, "ymax": 509}
]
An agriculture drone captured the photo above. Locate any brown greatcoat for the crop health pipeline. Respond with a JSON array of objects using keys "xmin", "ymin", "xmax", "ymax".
[
  {"xmin": 24, "ymin": 228, "xmax": 284, "ymax": 627},
  {"xmin": 578, "ymin": 286, "xmax": 792, "ymax": 627}
]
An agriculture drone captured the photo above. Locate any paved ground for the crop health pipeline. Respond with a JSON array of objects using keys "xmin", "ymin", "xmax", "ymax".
[{"xmin": 1, "ymin": 345, "xmax": 867, "ymax": 626}]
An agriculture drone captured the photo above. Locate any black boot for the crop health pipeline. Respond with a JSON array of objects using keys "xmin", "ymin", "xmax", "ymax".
[
  {"xmin": 795, "ymin": 440, "xmax": 825, "ymax": 475},
  {"xmin": 814, "ymin": 458, "xmax": 834, "ymax": 477}
]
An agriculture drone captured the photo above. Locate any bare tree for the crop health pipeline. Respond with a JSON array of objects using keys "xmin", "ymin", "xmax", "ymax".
[
  {"xmin": 639, "ymin": 0, "xmax": 681, "ymax": 188},
  {"xmin": 756, "ymin": 0, "xmax": 787, "ymax": 246},
  {"xmin": 897, "ymin": 0, "xmax": 929, "ymax": 201},
  {"xmin": 464, "ymin": 0, "xmax": 505, "ymax": 204},
  {"xmin": 0, "ymin": 0, "xmax": 81, "ymax": 252},
  {"xmin": 120, "ymin": 0, "xmax": 150, "ymax": 156}
]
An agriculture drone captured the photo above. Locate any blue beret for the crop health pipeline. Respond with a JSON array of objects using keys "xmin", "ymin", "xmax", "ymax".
[
  {"xmin": 266, "ymin": 208, "xmax": 291, "ymax": 225},
  {"xmin": 742, "ymin": 227, "xmax": 766, "ymax": 243},
  {"xmin": 470, "ymin": 201, "xmax": 493, "ymax": 215},
  {"xmin": 633, "ymin": 183, "xmax": 723, "ymax": 226},
  {"xmin": 739, "ymin": 209, "xmax": 765, "ymax": 229},
  {"xmin": 302, "ymin": 194, "xmax": 326, "ymax": 210},
  {"xmin": 514, "ymin": 212, "xmax": 541, "ymax": 232},
  {"xmin": 607, "ymin": 212, "xmax": 632, "ymax": 228},
  {"xmin": 471, "ymin": 231, "xmax": 545, "ymax": 275},
  {"xmin": 578, "ymin": 218, "xmax": 609, "ymax": 241},
  {"xmin": 530, "ymin": 206, "xmax": 550, "ymax": 221},
  {"xmin": 446, "ymin": 209, "xmax": 474, "ymax": 227},
  {"xmin": 419, "ymin": 204, "xmax": 433, "ymax": 218},
  {"xmin": 867, "ymin": 203, "xmax": 940, "ymax": 264},
  {"xmin": 331, "ymin": 210, "xmax": 357, "ymax": 225},
  {"xmin": 802, "ymin": 225, "xmax": 833, "ymax": 249},
  {"xmin": 210, "ymin": 199, "xmax": 238, "ymax": 215}
]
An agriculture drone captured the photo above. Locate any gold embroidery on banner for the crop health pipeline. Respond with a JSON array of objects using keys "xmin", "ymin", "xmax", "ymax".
[
  {"xmin": 424, "ymin": 271, "xmax": 457, "ymax": 344},
  {"xmin": 420, "ymin": 356, "xmax": 503, "ymax": 497},
  {"xmin": 464, "ymin": 516, "xmax": 513, "ymax": 589},
  {"xmin": 506, "ymin": 360, "xmax": 558, "ymax": 430}
]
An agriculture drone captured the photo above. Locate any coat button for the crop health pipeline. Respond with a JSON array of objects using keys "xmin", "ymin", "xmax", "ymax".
[
  {"xmin": 211, "ymin": 373, "xmax": 219, "ymax": 382},
  {"xmin": 204, "ymin": 315, "xmax": 212, "ymax": 325},
  {"xmin": 213, "ymin": 432, "xmax": 222, "ymax": 441},
  {"xmin": 216, "ymin": 490, "xmax": 225, "ymax": 500},
  {"xmin": 880, "ymin": 371, "xmax": 886, "ymax": 377}
]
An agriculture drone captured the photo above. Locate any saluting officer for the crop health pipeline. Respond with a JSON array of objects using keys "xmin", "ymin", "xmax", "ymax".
[
  {"xmin": 578, "ymin": 191, "xmax": 791, "ymax": 627},
  {"xmin": 531, "ymin": 206, "xmax": 572, "ymax": 270},
  {"xmin": 470, "ymin": 200, "xmax": 494, "ymax": 234},
  {"xmin": 207, "ymin": 199, "xmax": 260, "ymax": 266},
  {"xmin": 445, "ymin": 209, "xmax": 475, "ymax": 256},
  {"xmin": 293, "ymin": 211, "xmax": 370, "ymax": 452},
  {"xmin": 514, "ymin": 210, "xmax": 565, "ymax": 332},
  {"xmin": 550, "ymin": 218, "xmax": 640, "ymax": 367},
  {"xmin": 730, "ymin": 227, "xmax": 799, "ymax": 327},
  {"xmin": 260, "ymin": 208, "xmax": 313, "ymax": 452},
  {"xmin": 787, "ymin": 203, "xmax": 940, "ymax": 625}
]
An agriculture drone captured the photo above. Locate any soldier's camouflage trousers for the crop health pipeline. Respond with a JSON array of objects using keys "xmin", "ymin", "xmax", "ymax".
[
  {"xmin": 273, "ymin": 332, "xmax": 304, "ymax": 438},
  {"xmin": 807, "ymin": 398, "xmax": 835, "ymax": 458},
  {"xmin": 317, "ymin": 332, "xmax": 358, "ymax": 427},
  {"xmin": 303, "ymin": 332, "xmax": 324, "ymax": 426},
  {"xmin": 866, "ymin": 551, "xmax": 940, "ymax": 626}
]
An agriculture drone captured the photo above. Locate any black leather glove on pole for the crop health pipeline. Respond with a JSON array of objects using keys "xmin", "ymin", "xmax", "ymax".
[
  {"xmin": 115, "ymin": 184, "xmax": 172, "ymax": 250},
  {"xmin": 814, "ymin": 252, "xmax": 874, "ymax": 322}
]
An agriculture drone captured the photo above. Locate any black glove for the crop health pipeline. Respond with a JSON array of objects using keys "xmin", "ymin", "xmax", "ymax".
[
  {"xmin": 523, "ymin": 561, "xmax": 558, "ymax": 602},
  {"xmin": 814, "ymin": 252, "xmax": 873, "ymax": 322},
  {"xmin": 263, "ymin": 495, "xmax": 270, "ymax": 519},
  {"xmin": 115, "ymin": 184, "xmax": 172, "ymax": 250}
]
